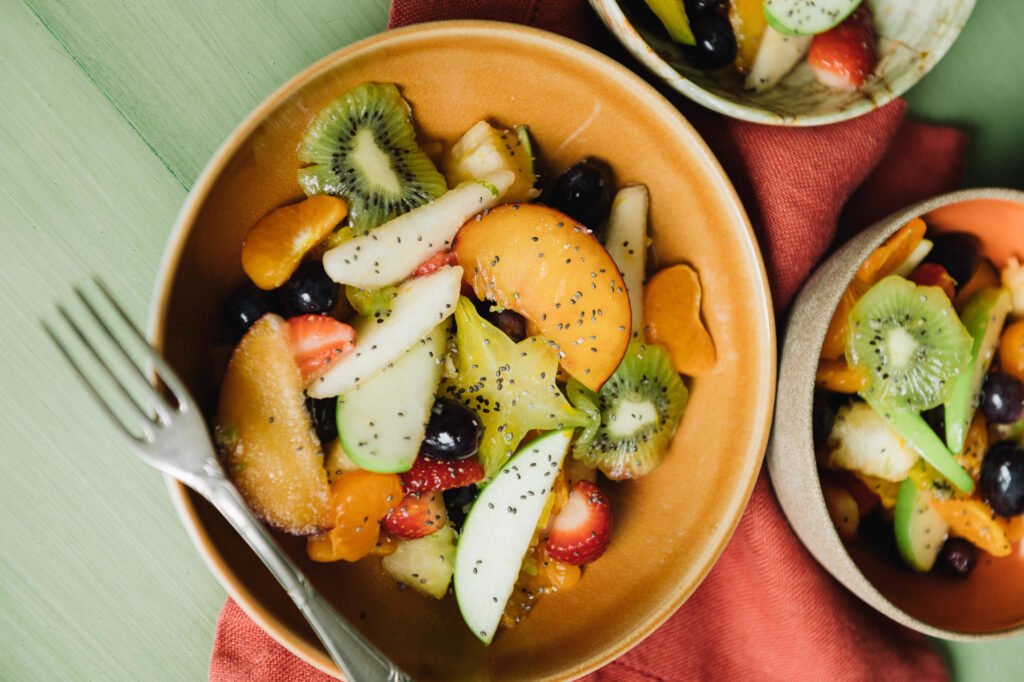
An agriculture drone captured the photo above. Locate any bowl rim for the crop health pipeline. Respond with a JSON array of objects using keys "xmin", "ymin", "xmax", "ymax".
[
  {"xmin": 588, "ymin": 0, "xmax": 977, "ymax": 127},
  {"xmin": 146, "ymin": 19, "xmax": 777, "ymax": 679},
  {"xmin": 770, "ymin": 186, "xmax": 1024, "ymax": 640}
]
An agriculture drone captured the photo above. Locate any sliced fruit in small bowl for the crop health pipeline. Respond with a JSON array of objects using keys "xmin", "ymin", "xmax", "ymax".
[
  {"xmin": 771, "ymin": 187, "xmax": 1024, "ymax": 639},
  {"xmin": 590, "ymin": 0, "xmax": 975, "ymax": 125}
]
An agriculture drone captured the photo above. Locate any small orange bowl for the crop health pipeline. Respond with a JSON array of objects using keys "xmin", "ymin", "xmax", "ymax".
[
  {"xmin": 771, "ymin": 188, "xmax": 1024, "ymax": 639},
  {"xmin": 149, "ymin": 21, "xmax": 775, "ymax": 680}
]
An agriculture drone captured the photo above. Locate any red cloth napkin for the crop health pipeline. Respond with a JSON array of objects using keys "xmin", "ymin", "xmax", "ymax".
[{"xmin": 210, "ymin": 2, "xmax": 967, "ymax": 679}]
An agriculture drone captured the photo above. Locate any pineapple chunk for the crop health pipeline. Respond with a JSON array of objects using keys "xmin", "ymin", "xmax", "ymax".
[
  {"xmin": 825, "ymin": 401, "xmax": 919, "ymax": 481},
  {"xmin": 382, "ymin": 524, "xmax": 457, "ymax": 599},
  {"xmin": 444, "ymin": 121, "xmax": 538, "ymax": 203}
]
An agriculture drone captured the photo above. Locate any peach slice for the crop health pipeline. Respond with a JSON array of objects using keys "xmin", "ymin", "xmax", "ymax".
[
  {"xmin": 216, "ymin": 314, "xmax": 331, "ymax": 534},
  {"xmin": 452, "ymin": 203, "xmax": 631, "ymax": 391}
]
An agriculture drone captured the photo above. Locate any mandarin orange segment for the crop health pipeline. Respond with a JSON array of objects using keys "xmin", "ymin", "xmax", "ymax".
[
  {"xmin": 821, "ymin": 288, "xmax": 858, "ymax": 360},
  {"xmin": 368, "ymin": 533, "xmax": 398, "ymax": 556},
  {"xmin": 306, "ymin": 470, "xmax": 403, "ymax": 562},
  {"xmin": 853, "ymin": 218, "xmax": 926, "ymax": 291},
  {"xmin": 821, "ymin": 219, "xmax": 926, "ymax": 361},
  {"xmin": 955, "ymin": 259, "xmax": 999, "ymax": 311},
  {"xmin": 216, "ymin": 314, "xmax": 331, "ymax": 534},
  {"xmin": 931, "ymin": 498, "xmax": 1012, "ymax": 557},
  {"xmin": 729, "ymin": 0, "xmax": 767, "ymax": 72},
  {"xmin": 643, "ymin": 264, "xmax": 716, "ymax": 376},
  {"xmin": 999, "ymin": 321, "xmax": 1024, "ymax": 383},
  {"xmin": 242, "ymin": 195, "xmax": 348, "ymax": 290},
  {"xmin": 815, "ymin": 359, "xmax": 867, "ymax": 393},
  {"xmin": 999, "ymin": 515, "xmax": 1024, "ymax": 543},
  {"xmin": 956, "ymin": 413, "xmax": 987, "ymax": 483},
  {"xmin": 501, "ymin": 545, "xmax": 581, "ymax": 627}
]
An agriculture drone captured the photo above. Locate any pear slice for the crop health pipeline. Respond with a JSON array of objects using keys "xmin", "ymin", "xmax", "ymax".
[
  {"xmin": 603, "ymin": 184, "xmax": 649, "ymax": 337},
  {"xmin": 322, "ymin": 172, "xmax": 514, "ymax": 288},
  {"xmin": 307, "ymin": 265, "xmax": 462, "ymax": 398},
  {"xmin": 744, "ymin": 26, "xmax": 811, "ymax": 93}
]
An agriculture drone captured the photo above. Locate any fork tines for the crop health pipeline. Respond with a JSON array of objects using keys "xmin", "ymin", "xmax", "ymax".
[{"xmin": 43, "ymin": 278, "xmax": 179, "ymax": 442}]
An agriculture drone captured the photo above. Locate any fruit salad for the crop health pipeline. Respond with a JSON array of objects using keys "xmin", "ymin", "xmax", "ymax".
[
  {"xmin": 815, "ymin": 218, "xmax": 1024, "ymax": 578},
  {"xmin": 213, "ymin": 82, "xmax": 716, "ymax": 643},
  {"xmin": 644, "ymin": 0, "xmax": 878, "ymax": 92}
]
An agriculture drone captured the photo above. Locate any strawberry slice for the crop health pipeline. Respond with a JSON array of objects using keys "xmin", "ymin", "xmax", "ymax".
[
  {"xmin": 286, "ymin": 314, "xmax": 356, "ymax": 383},
  {"xmin": 401, "ymin": 456, "xmax": 484, "ymax": 494},
  {"xmin": 382, "ymin": 492, "xmax": 447, "ymax": 539},
  {"xmin": 412, "ymin": 251, "xmax": 454, "ymax": 277},
  {"xmin": 910, "ymin": 263, "xmax": 957, "ymax": 300},
  {"xmin": 807, "ymin": 7, "xmax": 877, "ymax": 90},
  {"xmin": 545, "ymin": 480, "xmax": 612, "ymax": 565}
]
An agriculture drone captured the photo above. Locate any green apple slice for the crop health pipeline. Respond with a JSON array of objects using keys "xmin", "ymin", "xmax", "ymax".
[
  {"xmin": 454, "ymin": 430, "xmax": 573, "ymax": 644},
  {"xmin": 943, "ymin": 287, "xmax": 1012, "ymax": 453},
  {"xmin": 894, "ymin": 478, "xmax": 949, "ymax": 572},
  {"xmin": 866, "ymin": 398, "xmax": 974, "ymax": 494},
  {"xmin": 764, "ymin": 0, "xmax": 862, "ymax": 37},
  {"xmin": 336, "ymin": 322, "xmax": 447, "ymax": 473}
]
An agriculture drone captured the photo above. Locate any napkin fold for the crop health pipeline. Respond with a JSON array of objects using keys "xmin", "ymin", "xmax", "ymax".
[{"xmin": 210, "ymin": 2, "xmax": 966, "ymax": 679}]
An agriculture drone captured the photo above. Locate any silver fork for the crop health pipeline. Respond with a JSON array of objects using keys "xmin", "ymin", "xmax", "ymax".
[{"xmin": 44, "ymin": 279, "xmax": 411, "ymax": 682}]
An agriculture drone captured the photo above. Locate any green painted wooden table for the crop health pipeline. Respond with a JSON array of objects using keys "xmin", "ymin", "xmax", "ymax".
[{"xmin": 2, "ymin": 1, "xmax": 1021, "ymax": 679}]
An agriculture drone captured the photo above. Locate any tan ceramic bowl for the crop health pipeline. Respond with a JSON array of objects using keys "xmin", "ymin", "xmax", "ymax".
[
  {"xmin": 590, "ymin": 0, "xmax": 975, "ymax": 126},
  {"xmin": 771, "ymin": 188, "xmax": 1024, "ymax": 639},
  {"xmin": 148, "ymin": 21, "xmax": 775, "ymax": 680}
]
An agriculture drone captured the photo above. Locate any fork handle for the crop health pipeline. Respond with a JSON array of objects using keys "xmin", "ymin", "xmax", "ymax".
[{"xmin": 202, "ymin": 473, "xmax": 412, "ymax": 682}]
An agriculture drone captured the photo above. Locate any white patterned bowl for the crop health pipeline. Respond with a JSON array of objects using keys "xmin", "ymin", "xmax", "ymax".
[{"xmin": 590, "ymin": 0, "xmax": 975, "ymax": 125}]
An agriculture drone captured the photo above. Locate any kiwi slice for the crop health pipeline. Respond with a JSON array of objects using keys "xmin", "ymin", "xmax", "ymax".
[
  {"xmin": 567, "ymin": 342, "xmax": 687, "ymax": 480},
  {"xmin": 345, "ymin": 284, "xmax": 399, "ymax": 322},
  {"xmin": 297, "ymin": 82, "xmax": 447, "ymax": 234},
  {"xmin": 846, "ymin": 275, "xmax": 972, "ymax": 412}
]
